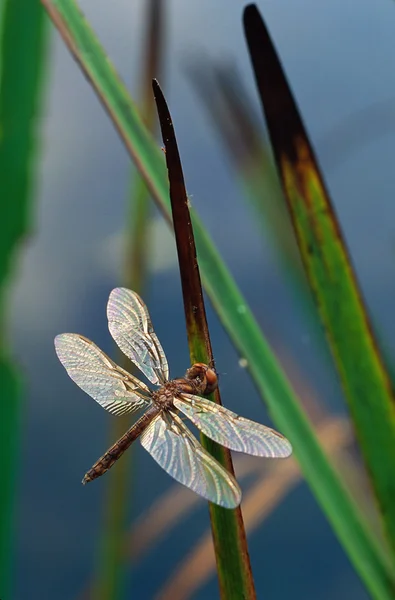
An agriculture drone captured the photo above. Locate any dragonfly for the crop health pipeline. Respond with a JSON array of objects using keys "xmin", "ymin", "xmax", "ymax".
[{"xmin": 55, "ymin": 288, "xmax": 292, "ymax": 508}]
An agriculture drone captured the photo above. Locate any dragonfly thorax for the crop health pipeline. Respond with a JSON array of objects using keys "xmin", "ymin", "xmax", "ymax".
[
  {"xmin": 151, "ymin": 382, "xmax": 180, "ymax": 408},
  {"xmin": 151, "ymin": 365, "xmax": 217, "ymax": 409}
]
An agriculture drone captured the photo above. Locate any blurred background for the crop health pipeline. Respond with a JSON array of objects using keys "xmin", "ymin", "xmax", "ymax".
[{"xmin": 4, "ymin": 0, "xmax": 395, "ymax": 598}]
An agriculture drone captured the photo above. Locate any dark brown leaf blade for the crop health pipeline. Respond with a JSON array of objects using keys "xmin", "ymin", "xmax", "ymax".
[
  {"xmin": 243, "ymin": 1, "xmax": 395, "ymax": 568},
  {"xmin": 152, "ymin": 78, "xmax": 256, "ymax": 600}
]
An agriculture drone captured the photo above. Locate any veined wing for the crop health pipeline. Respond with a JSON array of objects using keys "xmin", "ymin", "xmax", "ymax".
[
  {"xmin": 140, "ymin": 411, "xmax": 241, "ymax": 508},
  {"xmin": 107, "ymin": 288, "xmax": 169, "ymax": 386},
  {"xmin": 174, "ymin": 395, "xmax": 292, "ymax": 458},
  {"xmin": 55, "ymin": 333, "xmax": 151, "ymax": 416}
]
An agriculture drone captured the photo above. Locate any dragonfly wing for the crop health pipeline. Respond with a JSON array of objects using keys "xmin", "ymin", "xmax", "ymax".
[
  {"xmin": 55, "ymin": 333, "xmax": 151, "ymax": 416},
  {"xmin": 107, "ymin": 287, "xmax": 169, "ymax": 386},
  {"xmin": 140, "ymin": 411, "xmax": 241, "ymax": 508},
  {"xmin": 174, "ymin": 395, "xmax": 292, "ymax": 458}
]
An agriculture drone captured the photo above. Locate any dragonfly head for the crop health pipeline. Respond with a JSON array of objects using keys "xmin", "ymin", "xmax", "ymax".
[{"xmin": 185, "ymin": 362, "xmax": 218, "ymax": 395}]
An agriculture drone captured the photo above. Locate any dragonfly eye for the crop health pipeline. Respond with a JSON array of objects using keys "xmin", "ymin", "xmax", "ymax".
[
  {"xmin": 186, "ymin": 362, "xmax": 218, "ymax": 395},
  {"xmin": 204, "ymin": 367, "xmax": 218, "ymax": 394}
]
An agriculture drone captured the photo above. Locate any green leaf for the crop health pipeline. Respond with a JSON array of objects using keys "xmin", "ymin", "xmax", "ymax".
[
  {"xmin": 0, "ymin": 1, "xmax": 48, "ymax": 597},
  {"xmin": 42, "ymin": 1, "xmax": 395, "ymax": 597},
  {"xmin": 243, "ymin": 1, "xmax": 395, "ymax": 567}
]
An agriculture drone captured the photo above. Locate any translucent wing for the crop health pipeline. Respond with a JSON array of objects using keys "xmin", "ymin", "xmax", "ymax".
[
  {"xmin": 140, "ymin": 411, "xmax": 241, "ymax": 508},
  {"xmin": 174, "ymin": 395, "xmax": 292, "ymax": 458},
  {"xmin": 55, "ymin": 333, "xmax": 151, "ymax": 416},
  {"xmin": 107, "ymin": 287, "xmax": 169, "ymax": 386}
]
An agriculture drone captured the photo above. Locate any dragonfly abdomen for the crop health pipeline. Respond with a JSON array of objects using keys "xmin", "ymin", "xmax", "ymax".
[{"xmin": 82, "ymin": 405, "xmax": 160, "ymax": 484}]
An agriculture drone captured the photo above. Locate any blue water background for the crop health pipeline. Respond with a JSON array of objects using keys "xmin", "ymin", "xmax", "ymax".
[{"xmin": 9, "ymin": 0, "xmax": 395, "ymax": 598}]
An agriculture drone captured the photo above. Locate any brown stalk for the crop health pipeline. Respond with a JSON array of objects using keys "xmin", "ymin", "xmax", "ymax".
[
  {"xmin": 151, "ymin": 80, "xmax": 213, "ymax": 361},
  {"xmin": 125, "ymin": 0, "xmax": 165, "ymax": 290},
  {"xmin": 152, "ymin": 79, "xmax": 256, "ymax": 600}
]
